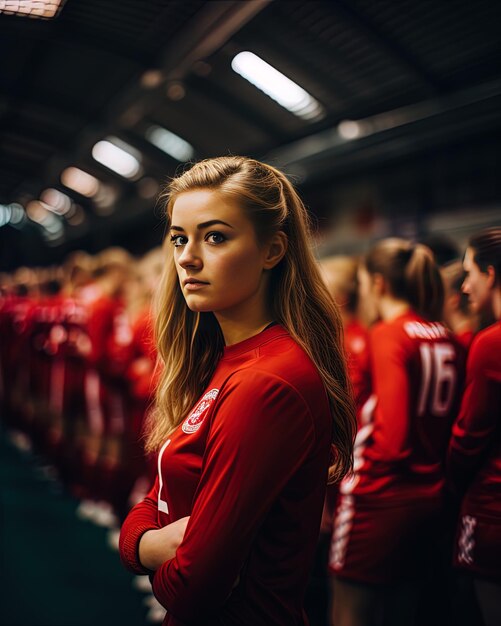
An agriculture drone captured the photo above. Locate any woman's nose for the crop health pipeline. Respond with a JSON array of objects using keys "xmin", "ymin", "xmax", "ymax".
[{"xmin": 178, "ymin": 242, "xmax": 202, "ymax": 269}]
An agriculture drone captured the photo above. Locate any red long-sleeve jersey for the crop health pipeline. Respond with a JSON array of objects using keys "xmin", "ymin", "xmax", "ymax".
[
  {"xmin": 125, "ymin": 308, "xmax": 157, "ymax": 401},
  {"xmin": 344, "ymin": 319, "xmax": 371, "ymax": 419},
  {"xmin": 448, "ymin": 321, "xmax": 501, "ymax": 513},
  {"xmin": 341, "ymin": 311, "xmax": 464, "ymax": 501},
  {"xmin": 119, "ymin": 325, "xmax": 332, "ymax": 625}
]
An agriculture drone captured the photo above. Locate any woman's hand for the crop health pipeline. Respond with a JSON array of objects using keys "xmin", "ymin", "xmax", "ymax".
[{"xmin": 138, "ymin": 516, "xmax": 190, "ymax": 571}]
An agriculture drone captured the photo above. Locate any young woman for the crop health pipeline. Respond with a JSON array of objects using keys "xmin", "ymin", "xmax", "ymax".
[
  {"xmin": 441, "ymin": 260, "xmax": 476, "ymax": 351},
  {"xmin": 119, "ymin": 156, "xmax": 356, "ymax": 625},
  {"xmin": 448, "ymin": 228, "xmax": 501, "ymax": 626},
  {"xmin": 329, "ymin": 238, "xmax": 465, "ymax": 626}
]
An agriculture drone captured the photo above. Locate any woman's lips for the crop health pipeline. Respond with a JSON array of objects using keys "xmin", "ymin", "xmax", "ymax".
[{"xmin": 183, "ymin": 279, "xmax": 209, "ymax": 290}]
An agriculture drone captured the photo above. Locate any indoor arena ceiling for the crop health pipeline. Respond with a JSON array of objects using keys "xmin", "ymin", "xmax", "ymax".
[{"xmin": 1, "ymin": 0, "xmax": 501, "ymax": 263}]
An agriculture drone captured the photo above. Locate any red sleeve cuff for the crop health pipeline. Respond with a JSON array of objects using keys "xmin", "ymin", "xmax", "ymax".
[{"xmin": 119, "ymin": 523, "xmax": 156, "ymax": 575}]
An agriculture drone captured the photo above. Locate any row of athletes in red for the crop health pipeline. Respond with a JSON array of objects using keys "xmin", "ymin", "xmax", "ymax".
[{"xmin": 0, "ymin": 247, "xmax": 162, "ymax": 519}]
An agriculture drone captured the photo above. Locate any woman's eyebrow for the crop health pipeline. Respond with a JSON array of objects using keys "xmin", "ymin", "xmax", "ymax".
[{"xmin": 170, "ymin": 220, "xmax": 234, "ymax": 231}]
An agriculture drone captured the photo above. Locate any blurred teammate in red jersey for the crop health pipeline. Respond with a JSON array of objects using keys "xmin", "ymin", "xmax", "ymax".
[
  {"xmin": 124, "ymin": 247, "xmax": 163, "ymax": 503},
  {"xmin": 321, "ymin": 256, "xmax": 371, "ymax": 414},
  {"xmin": 119, "ymin": 156, "xmax": 356, "ymax": 626},
  {"xmin": 448, "ymin": 228, "xmax": 501, "ymax": 626},
  {"xmin": 309, "ymin": 256, "xmax": 371, "ymax": 625},
  {"xmin": 330, "ymin": 238, "xmax": 465, "ymax": 626},
  {"xmin": 6, "ymin": 268, "xmax": 39, "ymax": 430},
  {"xmin": 441, "ymin": 260, "xmax": 476, "ymax": 351},
  {"xmin": 78, "ymin": 248, "xmax": 132, "ymax": 515}
]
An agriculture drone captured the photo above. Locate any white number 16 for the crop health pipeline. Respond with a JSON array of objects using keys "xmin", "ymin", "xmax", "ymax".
[{"xmin": 418, "ymin": 343, "xmax": 456, "ymax": 417}]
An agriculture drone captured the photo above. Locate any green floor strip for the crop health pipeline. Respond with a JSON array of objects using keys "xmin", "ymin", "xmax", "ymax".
[{"xmin": 0, "ymin": 432, "xmax": 152, "ymax": 626}]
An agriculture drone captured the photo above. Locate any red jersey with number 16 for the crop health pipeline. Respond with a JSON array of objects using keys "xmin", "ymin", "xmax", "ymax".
[{"xmin": 340, "ymin": 311, "xmax": 465, "ymax": 501}]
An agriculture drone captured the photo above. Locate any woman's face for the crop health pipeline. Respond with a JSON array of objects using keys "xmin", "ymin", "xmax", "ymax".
[
  {"xmin": 357, "ymin": 265, "xmax": 379, "ymax": 325},
  {"xmin": 170, "ymin": 189, "xmax": 273, "ymax": 321},
  {"xmin": 462, "ymin": 246, "xmax": 493, "ymax": 314}
]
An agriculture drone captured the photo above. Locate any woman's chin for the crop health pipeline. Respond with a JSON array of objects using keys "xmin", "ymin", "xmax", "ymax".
[{"xmin": 184, "ymin": 299, "xmax": 213, "ymax": 313}]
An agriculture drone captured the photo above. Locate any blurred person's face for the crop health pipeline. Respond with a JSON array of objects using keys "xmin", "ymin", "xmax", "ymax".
[
  {"xmin": 125, "ymin": 273, "xmax": 143, "ymax": 301},
  {"xmin": 441, "ymin": 277, "xmax": 457, "ymax": 323},
  {"xmin": 462, "ymin": 247, "xmax": 494, "ymax": 315},
  {"xmin": 442, "ymin": 291, "xmax": 456, "ymax": 324},
  {"xmin": 357, "ymin": 265, "xmax": 379, "ymax": 326}
]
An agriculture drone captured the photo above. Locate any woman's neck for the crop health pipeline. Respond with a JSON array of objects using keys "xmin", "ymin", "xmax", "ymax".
[
  {"xmin": 378, "ymin": 297, "xmax": 411, "ymax": 322},
  {"xmin": 493, "ymin": 287, "xmax": 501, "ymax": 321},
  {"xmin": 216, "ymin": 316, "xmax": 274, "ymax": 346}
]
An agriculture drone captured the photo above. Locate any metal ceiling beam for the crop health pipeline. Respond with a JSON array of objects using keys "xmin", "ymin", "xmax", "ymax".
[
  {"xmin": 11, "ymin": 1, "xmax": 272, "ymax": 202},
  {"xmin": 332, "ymin": 0, "xmax": 444, "ymax": 96},
  {"xmin": 161, "ymin": 0, "xmax": 273, "ymax": 80},
  {"xmin": 267, "ymin": 79, "xmax": 501, "ymax": 182}
]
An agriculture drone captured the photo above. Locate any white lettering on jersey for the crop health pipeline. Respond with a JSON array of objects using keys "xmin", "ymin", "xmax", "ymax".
[
  {"xmin": 404, "ymin": 321, "xmax": 449, "ymax": 340},
  {"xmin": 157, "ymin": 438, "xmax": 171, "ymax": 514},
  {"xmin": 182, "ymin": 388, "xmax": 219, "ymax": 434},
  {"xmin": 457, "ymin": 515, "xmax": 477, "ymax": 565}
]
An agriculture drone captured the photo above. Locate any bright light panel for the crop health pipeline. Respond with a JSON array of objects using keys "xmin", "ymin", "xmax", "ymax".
[
  {"xmin": 0, "ymin": 1, "xmax": 65, "ymax": 19},
  {"xmin": 337, "ymin": 120, "xmax": 362, "ymax": 140},
  {"xmin": 0, "ymin": 204, "xmax": 11, "ymax": 228},
  {"xmin": 0, "ymin": 203, "xmax": 26, "ymax": 228},
  {"xmin": 8, "ymin": 203, "xmax": 26, "ymax": 225},
  {"xmin": 40, "ymin": 188, "xmax": 72, "ymax": 215},
  {"xmin": 92, "ymin": 137, "xmax": 141, "ymax": 179},
  {"xmin": 146, "ymin": 125, "xmax": 195, "ymax": 162},
  {"xmin": 61, "ymin": 167, "xmax": 100, "ymax": 197},
  {"xmin": 231, "ymin": 51, "xmax": 324, "ymax": 122}
]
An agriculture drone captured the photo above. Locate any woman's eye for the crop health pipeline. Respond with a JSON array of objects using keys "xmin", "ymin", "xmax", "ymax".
[
  {"xmin": 206, "ymin": 232, "xmax": 226, "ymax": 244},
  {"xmin": 170, "ymin": 234, "xmax": 187, "ymax": 247}
]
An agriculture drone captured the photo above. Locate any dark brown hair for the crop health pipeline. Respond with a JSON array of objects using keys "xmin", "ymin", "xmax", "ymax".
[
  {"xmin": 469, "ymin": 228, "xmax": 501, "ymax": 285},
  {"xmin": 364, "ymin": 238, "xmax": 444, "ymax": 321}
]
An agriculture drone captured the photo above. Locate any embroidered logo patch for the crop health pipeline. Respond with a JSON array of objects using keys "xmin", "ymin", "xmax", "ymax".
[{"xmin": 182, "ymin": 388, "xmax": 219, "ymax": 434}]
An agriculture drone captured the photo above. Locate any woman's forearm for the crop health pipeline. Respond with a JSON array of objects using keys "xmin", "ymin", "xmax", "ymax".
[{"xmin": 139, "ymin": 517, "xmax": 189, "ymax": 571}]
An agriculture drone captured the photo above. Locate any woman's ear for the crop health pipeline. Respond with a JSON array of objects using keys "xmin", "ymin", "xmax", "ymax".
[
  {"xmin": 486, "ymin": 264, "xmax": 496, "ymax": 288},
  {"xmin": 372, "ymin": 272, "xmax": 385, "ymax": 296},
  {"xmin": 263, "ymin": 231, "xmax": 288, "ymax": 270}
]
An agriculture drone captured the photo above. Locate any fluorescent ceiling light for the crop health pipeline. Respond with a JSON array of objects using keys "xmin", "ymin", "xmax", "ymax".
[
  {"xmin": 231, "ymin": 51, "xmax": 324, "ymax": 122},
  {"xmin": 0, "ymin": 203, "xmax": 26, "ymax": 228},
  {"xmin": 0, "ymin": 1, "xmax": 66, "ymax": 19},
  {"xmin": 26, "ymin": 200, "xmax": 52, "ymax": 224},
  {"xmin": 40, "ymin": 188, "xmax": 72, "ymax": 215},
  {"xmin": 7, "ymin": 203, "xmax": 26, "ymax": 226},
  {"xmin": 92, "ymin": 137, "xmax": 141, "ymax": 179},
  {"xmin": 0, "ymin": 204, "xmax": 11, "ymax": 228},
  {"xmin": 337, "ymin": 120, "xmax": 362, "ymax": 140},
  {"xmin": 26, "ymin": 199, "xmax": 64, "ymax": 243},
  {"xmin": 146, "ymin": 125, "xmax": 195, "ymax": 162},
  {"xmin": 61, "ymin": 167, "xmax": 100, "ymax": 197}
]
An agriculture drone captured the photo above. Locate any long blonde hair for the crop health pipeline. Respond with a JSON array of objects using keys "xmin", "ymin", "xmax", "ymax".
[{"xmin": 146, "ymin": 156, "xmax": 356, "ymax": 483}]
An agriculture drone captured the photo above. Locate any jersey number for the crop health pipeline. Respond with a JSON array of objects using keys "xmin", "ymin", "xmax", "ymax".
[{"xmin": 418, "ymin": 343, "xmax": 456, "ymax": 417}]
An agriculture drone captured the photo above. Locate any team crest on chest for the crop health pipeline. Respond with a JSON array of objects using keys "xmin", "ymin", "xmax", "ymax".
[{"xmin": 182, "ymin": 388, "xmax": 219, "ymax": 434}]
